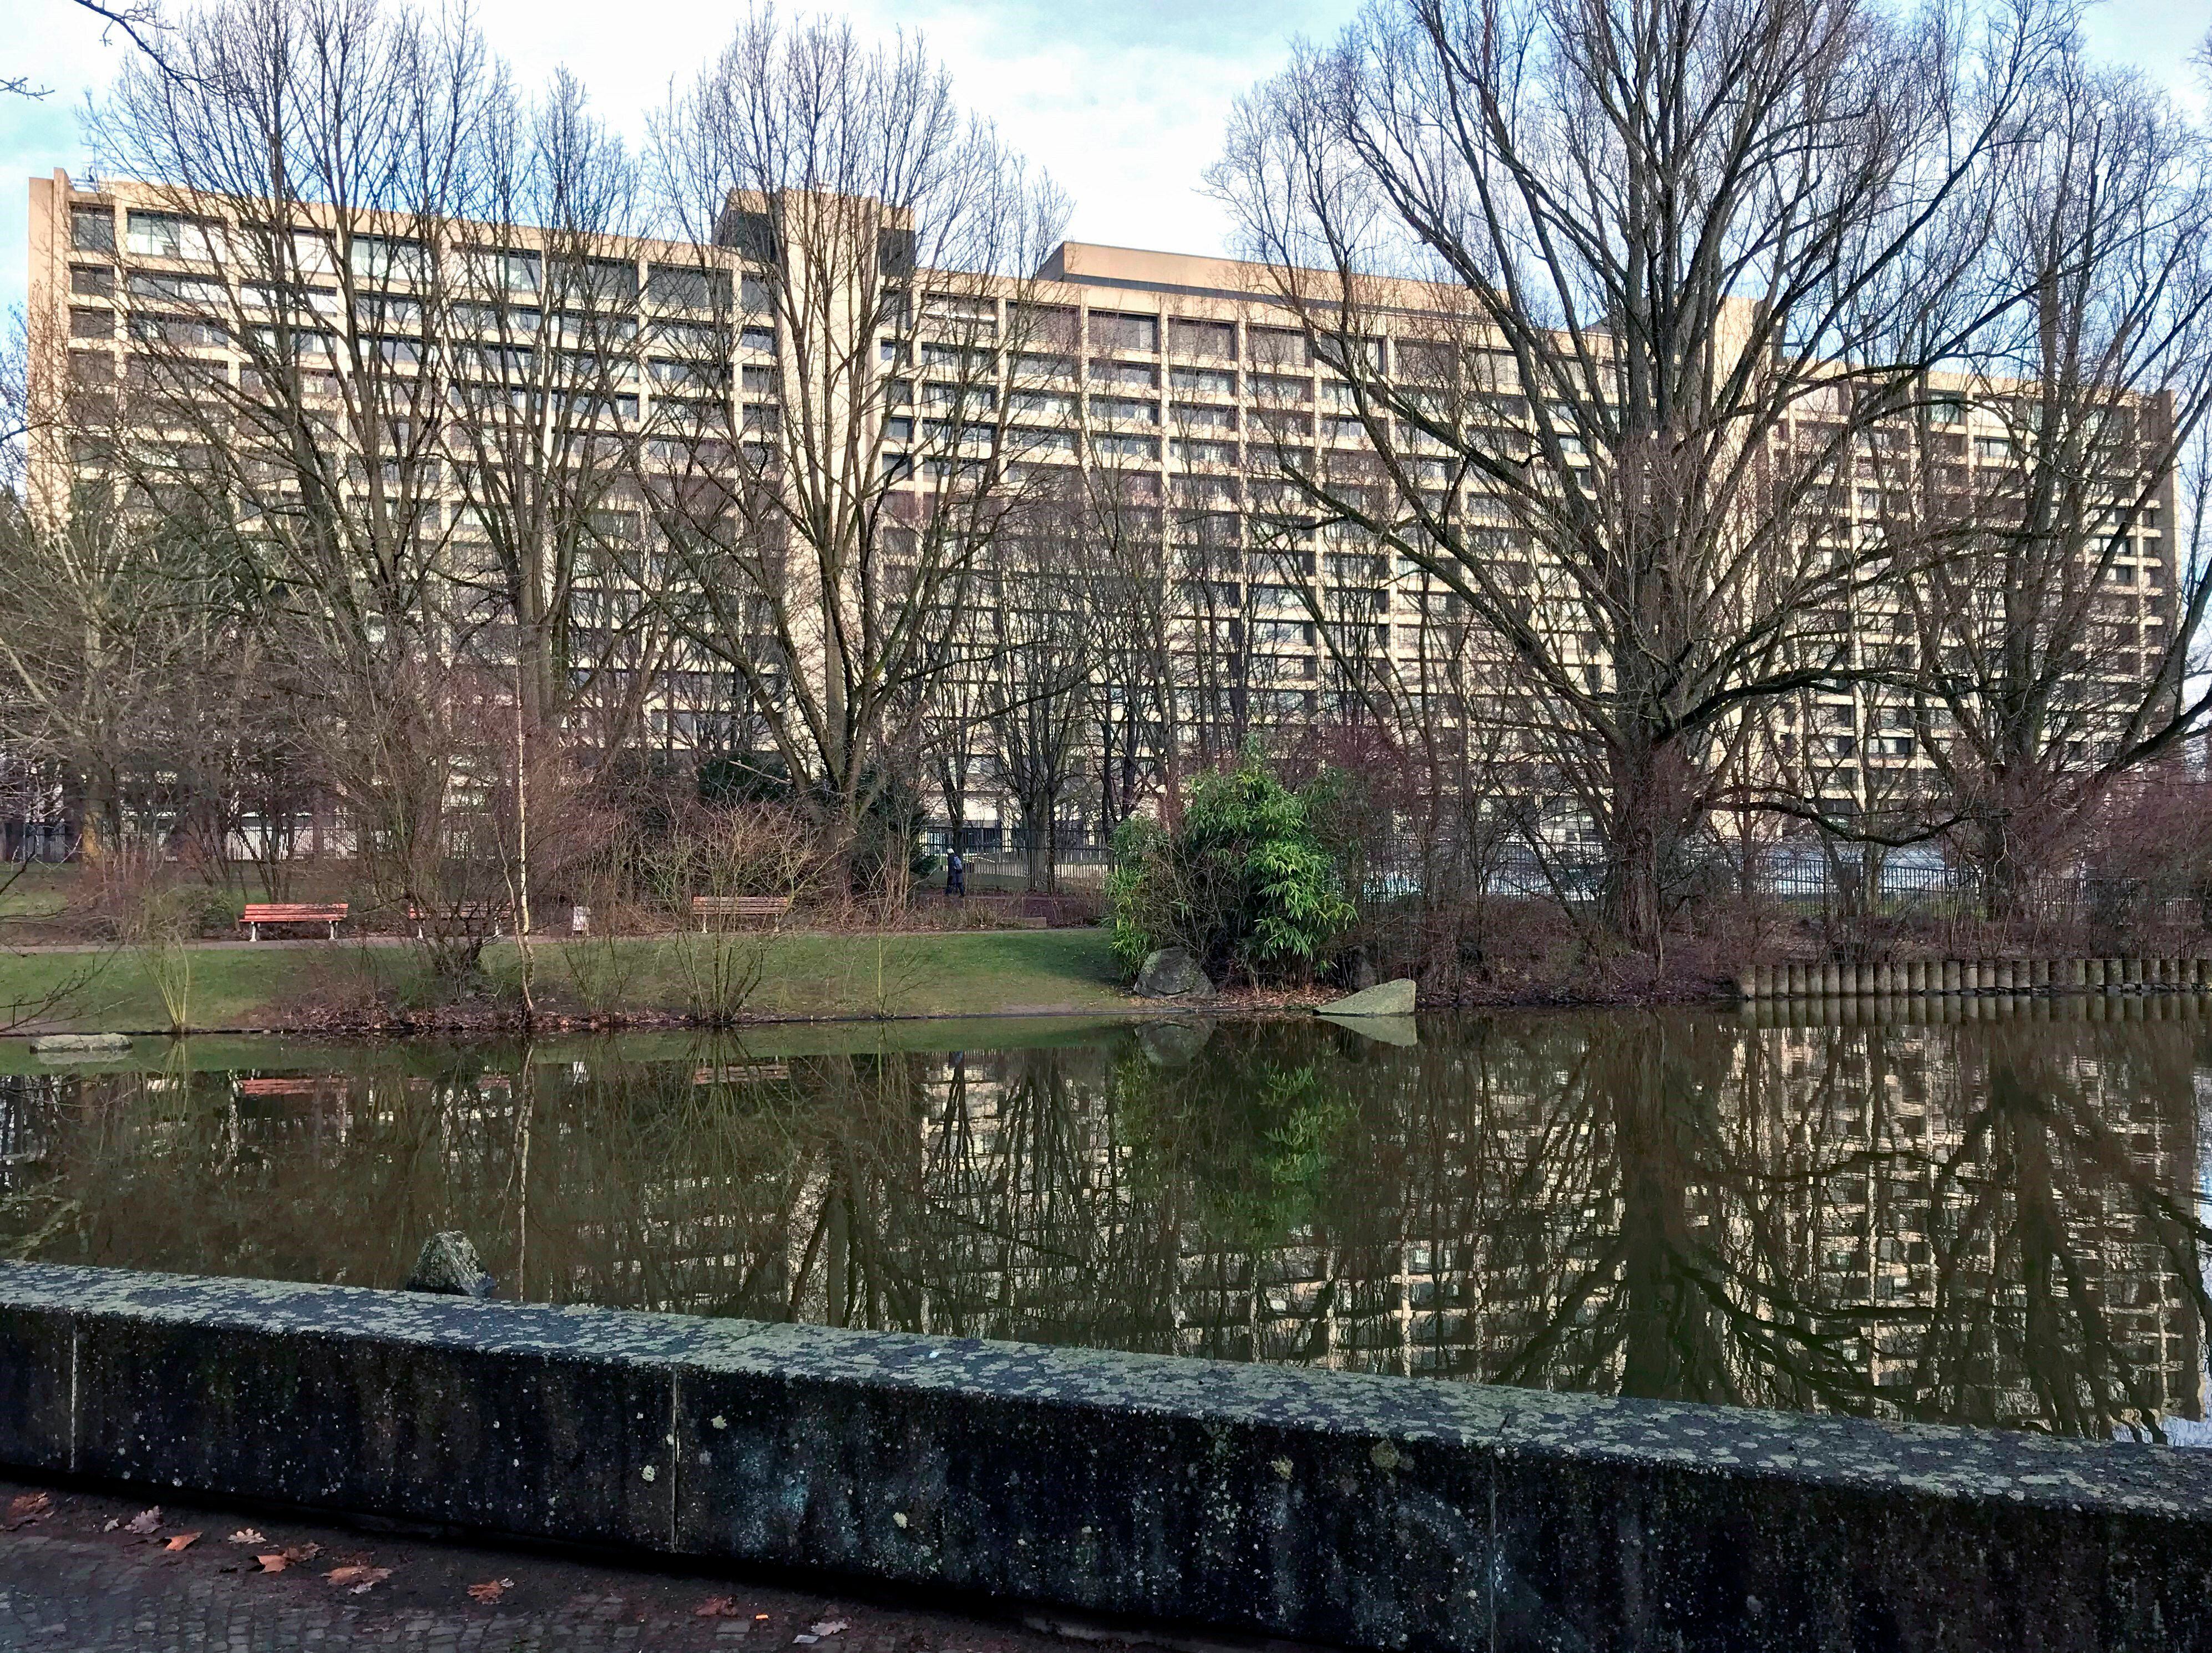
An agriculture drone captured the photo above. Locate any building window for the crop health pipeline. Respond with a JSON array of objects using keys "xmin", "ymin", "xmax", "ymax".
[
  {"xmin": 574, "ymin": 256, "xmax": 640, "ymax": 303},
  {"xmin": 1168, "ymin": 318, "xmax": 1235, "ymax": 358},
  {"xmin": 1087, "ymin": 311, "xmax": 1158, "ymax": 354},
  {"xmin": 1011, "ymin": 304, "xmax": 1079, "ymax": 351},
  {"xmin": 1090, "ymin": 395, "xmax": 1158, "ymax": 427},
  {"xmin": 1249, "ymin": 326, "xmax": 1310, "ymax": 368},
  {"xmin": 647, "ymin": 263, "xmax": 731, "ymax": 311},
  {"xmin": 1091, "ymin": 432, "xmax": 1158, "ymax": 461},
  {"xmin": 130, "ymin": 271, "xmax": 226, "ymax": 307},
  {"xmin": 1170, "ymin": 364, "xmax": 1234, "ymax": 397},
  {"xmin": 349, "ymin": 235, "xmax": 429, "ymax": 284},
  {"xmin": 128, "ymin": 211, "xmax": 198, "ymax": 260},
  {"xmin": 1089, "ymin": 359, "xmax": 1155, "ymax": 389},
  {"xmin": 69, "ymin": 308, "xmax": 112, "ymax": 339},
  {"xmin": 69, "ymin": 265, "xmax": 113, "ymax": 297},
  {"xmin": 70, "ymin": 206, "xmax": 115, "ymax": 253},
  {"xmin": 1172, "ymin": 401, "xmax": 1236, "ymax": 432}
]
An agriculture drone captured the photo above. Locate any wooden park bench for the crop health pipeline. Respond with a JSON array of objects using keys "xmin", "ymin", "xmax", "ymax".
[
  {"xmin": 406, "ymin": 901, "xmax": 507, "ymax": 939},
  {"xmin": 691, "ymin": 895, "xmax": 792, "ymax": 931},
  {"xmin": 239, "ymin": 902, "xmax": 348, "ymax": 941}
]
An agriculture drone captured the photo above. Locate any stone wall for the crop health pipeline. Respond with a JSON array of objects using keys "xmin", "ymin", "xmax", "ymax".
[{"xmin": 2, "ymin": 1263, "xmax": 2210, "ymax": 1651}]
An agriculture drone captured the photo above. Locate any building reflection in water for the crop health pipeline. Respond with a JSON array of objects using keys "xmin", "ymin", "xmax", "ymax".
[{"xmin": 0, "ymin": 998, "xmax": 2204, "ymax": 1439}]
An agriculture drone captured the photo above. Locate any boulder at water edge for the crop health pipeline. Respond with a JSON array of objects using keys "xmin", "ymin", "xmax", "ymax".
[
  {"xmin": 1315, "ymin": 977, "xmax": 1418, "ymax": 1017},
  {"xmin": 29, "ymin": 1033, "xmax": 132, "ymax": 1055},
  {"xmin": 404, "ymin": 1230, "xmax": 497, "ymax": 1298},
  {"xmin": 1134, "ymin": 947, "xmax": 1217, "ymax": 1001}
]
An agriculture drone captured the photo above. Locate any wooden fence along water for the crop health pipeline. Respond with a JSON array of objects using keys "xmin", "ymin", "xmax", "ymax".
[{"xmin": 1737, "ymin": 958, "xmax": 2212, "ymax": 998}]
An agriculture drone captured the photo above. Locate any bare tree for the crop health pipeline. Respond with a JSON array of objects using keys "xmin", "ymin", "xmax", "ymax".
[
  {"xmin": 7, "ymin": 0, "xmax": 178, "ymax": 100},
  {"xmin": 975, "ymin": 494, "xmax": 1102, "ymax": 891},
  {"xmin": 1877, "ymin": 57, "xmax": 2212, "ymax": 917},
  {"xmin": 83, "ymin": 0, "xmax": 509, "ymax": 919},
  {"xmin": 434, "ymin": 69, "xmax": 658, "ymax": 741},
  {"xmin": 1209, "ymin": 0, "xmax": 2075, "ymax": 947},
  {"xmin": 642, "ymin": 9, "xmax": 1069, "ymax": 883}
]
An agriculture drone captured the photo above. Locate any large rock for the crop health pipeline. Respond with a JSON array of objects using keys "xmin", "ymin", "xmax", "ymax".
[
  {"xmin": 404, "ymin": 1231, "xmax": 496, "ymax": 1298},
  {"xmin": 1134, "ymin": 947, "xmax": 1216, "ymax": 1001},
  {"xmin": 1136, "ymin": 1019, "xmax": 1213, "ymax": 1067},
  {"xmin": 1315, "ymin": 977, "xmax": 1417, "ymax": 1017},
  {"xmin": 1319, "ymin": 1012, "xmax": 1419, "ymax": 1047},
  {"xmin": 29, "ymin": 1033, "xmax": 132, "ymax": 1056}
]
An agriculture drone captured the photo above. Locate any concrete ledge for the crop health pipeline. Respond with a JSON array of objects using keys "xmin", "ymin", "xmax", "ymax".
[{"xmin": 2, "ymin": 1264, "xmax": 2211, "ymax": 1650}]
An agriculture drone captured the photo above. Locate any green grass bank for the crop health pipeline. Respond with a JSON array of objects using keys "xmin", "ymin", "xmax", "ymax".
[{"xmin": 0, "ymin": 927, "xmax": 1139, "ymax": 1036}]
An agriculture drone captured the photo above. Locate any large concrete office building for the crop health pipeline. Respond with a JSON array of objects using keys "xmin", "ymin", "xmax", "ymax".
[{"xmin": 24, "ymin": 169, "xmax": 2181, "ymax": 858}]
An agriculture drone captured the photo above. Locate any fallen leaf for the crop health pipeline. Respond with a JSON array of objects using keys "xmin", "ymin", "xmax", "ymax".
[
  {"xmin": 124, "ymin": 1507, "xmax": 163, "ymax": 1537},
  {"xmin": 812, "ymin": 1621, "xmax": 849, "ymax": 1637},
  {"xmin": 326, "ymin": 1564, "xmax": 392, "ymax": 1594},
  {"xmin": 466, "ymin": 1578, "xmax": 512, "ymax": 1604},
  {"xmin": 163, "ymin": 1533, "xmax": 202, "ymax": 1553},
  {"xmin": 256, "ymin": 1542, "xmax": 322, "ymax": 1575},
  {"xmin": 696, "ymin": 1596, "xmax": 745, "ymax": 1619},
  {"xmin": 101, "ymin": 1518, "xmax": 120, "ymax": 1533},
  {"xmin": 3, "ymin": 1493, "xmax": 52, "ymax": 1529},
  {"xmin": 226, "ymin": 1528, "xmax": 267, "ymax": 1545}
]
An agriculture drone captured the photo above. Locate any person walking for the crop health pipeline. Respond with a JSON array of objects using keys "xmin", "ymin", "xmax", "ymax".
[{"xmin": 945, "ymin": 848, "xmax": 966, "ymax": 900}]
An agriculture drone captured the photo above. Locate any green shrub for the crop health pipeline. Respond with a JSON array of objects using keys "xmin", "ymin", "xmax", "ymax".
[{"xmin": 1108, "ymin": 752, "xmax": 1355, "ymax": 985}]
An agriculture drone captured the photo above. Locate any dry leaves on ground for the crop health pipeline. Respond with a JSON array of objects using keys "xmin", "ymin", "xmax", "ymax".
[
  {"xmin": 467, "ymin": 1578, "xmax": 513, "ymax": 1604},
  {"xmin": 226, "ymin": 1528, "xmax": 266, "ymax": 1545},
  {"xmin": 812, "ymin": 1621, "xmax": 849, "ymax": 1637},
  {"xmin": 124, "ymin": 1508, "xmax": 163, "ymax": 1537},
  {"xmin": 326, "ymin": 1564, "xmax": 393, "ymax": 1594},
  {"xmin": 256, "ymin": 1543, "xmax": 320, "ymax": 1574},
  {"xmin": 163, "ymin": 1533, "xmax": 201, "ymax": 1553},
  {"xmin": 3, "ymin": 1493, "xmax": 52, "ymax": 1530},
  {"xmin": 696, "ymin": 1596, "xmax": 746, "ymax": 1619}
]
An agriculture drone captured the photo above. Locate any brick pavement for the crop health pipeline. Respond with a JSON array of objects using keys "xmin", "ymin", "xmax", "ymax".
[{"xmin": 0, "ymin": 1475, "xmax": 1138, "ymax": 1652}]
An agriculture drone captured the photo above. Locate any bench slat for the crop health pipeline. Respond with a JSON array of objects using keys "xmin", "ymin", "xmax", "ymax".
[
  {"xmin": 690, "ymin": 895, "xmax": 791, "ymax": 930},
  {"xmin": 239, "ymin": 902, "xmax": 347, "ymax": 941}
]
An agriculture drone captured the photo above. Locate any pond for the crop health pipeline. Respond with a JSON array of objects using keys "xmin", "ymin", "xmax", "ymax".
[{"xmin": 1, "ymin": 1000, "xmax": 2207, "ymax": 1441}]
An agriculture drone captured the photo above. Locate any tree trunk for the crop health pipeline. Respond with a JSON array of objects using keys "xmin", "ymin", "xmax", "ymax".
[{"xmin": 1601, "ymin": 750, "xmax": 1666, "ymax": 952}]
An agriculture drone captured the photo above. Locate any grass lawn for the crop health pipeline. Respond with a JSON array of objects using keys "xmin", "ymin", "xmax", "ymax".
[{"xmin": 0, "ymin": 926, "xmax": 1133, "ymax": 1035}]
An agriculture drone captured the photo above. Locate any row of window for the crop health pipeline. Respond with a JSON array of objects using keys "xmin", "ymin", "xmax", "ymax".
[{"xmin": 70, "ymin": 206, "xmax": 769, "ymax": 312}]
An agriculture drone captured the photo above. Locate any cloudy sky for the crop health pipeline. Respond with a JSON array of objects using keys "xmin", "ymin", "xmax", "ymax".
[{"xmin": 3, "ymin": 0, "xmax": 2204, "ymax": 322}]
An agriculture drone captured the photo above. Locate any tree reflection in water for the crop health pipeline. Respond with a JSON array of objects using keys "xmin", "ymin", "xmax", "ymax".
[{"xmin": 0, "ymin": 1002, "xmax": 2204, "ymax": 1438}]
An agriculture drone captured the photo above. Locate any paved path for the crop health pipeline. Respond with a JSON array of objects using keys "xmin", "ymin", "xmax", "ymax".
[{"xmin": 0, "ymin": 1474, "xmax": 1128, "ymax": 1652}]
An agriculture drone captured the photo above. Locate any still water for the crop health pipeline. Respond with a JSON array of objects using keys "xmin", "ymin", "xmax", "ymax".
[{"xmin": 2, "ymin": 1001, "xmax": 2208, "ymax": 1439}]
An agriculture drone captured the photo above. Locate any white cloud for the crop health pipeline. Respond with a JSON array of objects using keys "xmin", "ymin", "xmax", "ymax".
[{"xmin": 4, "ymin": 0, "xmax": 2200, "ymax": 324}]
